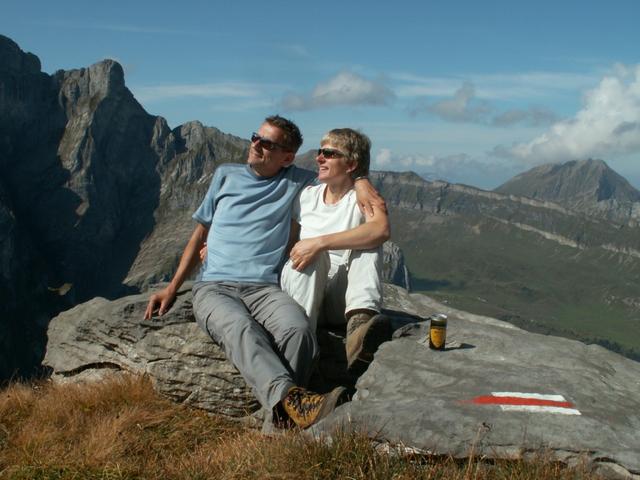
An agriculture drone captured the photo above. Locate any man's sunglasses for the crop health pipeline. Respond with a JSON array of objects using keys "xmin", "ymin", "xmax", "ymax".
[
  {"xmin": 317, "ymin": 148, "xmax": 346, "ymax": 159},
  {"xmin": 251, "ymin": 132, "xmax": 289, "ymax": 151}
]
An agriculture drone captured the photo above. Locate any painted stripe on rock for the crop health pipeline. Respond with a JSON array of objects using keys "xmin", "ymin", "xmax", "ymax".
[{"xmin": 465, "ymin": 392, "xmax": 581, "ymax": 415}]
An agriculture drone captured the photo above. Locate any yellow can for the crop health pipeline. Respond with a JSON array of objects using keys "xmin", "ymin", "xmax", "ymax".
[{"xmin": 429, "ymin": 314, "xmax": 447, "ymax": 350}]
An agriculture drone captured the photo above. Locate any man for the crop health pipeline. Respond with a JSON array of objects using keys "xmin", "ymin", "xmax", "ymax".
[{"xmin": 144, "ymin": 115, "xmax": 384, "ymax": 429}]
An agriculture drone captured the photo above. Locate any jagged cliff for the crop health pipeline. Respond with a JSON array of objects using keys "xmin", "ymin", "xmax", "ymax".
[{"xmin": 0, "ymin": 35, "xmax": 248, "ymax": 378}]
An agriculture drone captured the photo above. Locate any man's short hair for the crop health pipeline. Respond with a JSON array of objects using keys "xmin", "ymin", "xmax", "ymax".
[
  {"xmin": 321, "ymin": 128, "xmax": 371, "ymax": 178},
  {"xmin": 265, "ymin": 115, "xmax": 303, "ymax": 153}
]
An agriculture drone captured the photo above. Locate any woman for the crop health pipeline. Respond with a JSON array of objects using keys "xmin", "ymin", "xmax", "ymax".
[{"xmin": 281, "ymin": 128, "xmax": 391, "ymax": 372}]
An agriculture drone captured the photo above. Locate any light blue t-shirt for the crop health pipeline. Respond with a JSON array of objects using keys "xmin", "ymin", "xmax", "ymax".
[{"xmin": 192, "ymin": 163, "xmax": 316, "ymax": 284}]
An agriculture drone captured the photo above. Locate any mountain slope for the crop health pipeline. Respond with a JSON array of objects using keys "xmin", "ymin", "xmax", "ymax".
[
  {"xmin": 495, "ymin": 159, "xmax": 640, "ymax": 225},
  {"xmin": 371, "ymin": 172, "xmax": 640, "ymax": 358}
]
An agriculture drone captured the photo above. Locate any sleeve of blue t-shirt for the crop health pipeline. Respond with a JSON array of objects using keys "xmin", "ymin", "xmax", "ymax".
[
  {"xmin": 292, "ymin": 167, "xmax": 316, "ymax": 223},
  {"xmin": 292, "ymin": 190, "xmax": 302, "ymax": 223},
  {"xmin": 192, "ymin": 168, "xmax": 225, "ymax": 226},
  {"xmin": 296, "ymin": 167, "xmax": 318, "ymax": 188}
]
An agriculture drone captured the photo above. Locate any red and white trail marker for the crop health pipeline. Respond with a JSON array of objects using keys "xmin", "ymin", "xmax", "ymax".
[{"xmin": 466, "ymin": 392, "xmax": 581, "ymax": 415}]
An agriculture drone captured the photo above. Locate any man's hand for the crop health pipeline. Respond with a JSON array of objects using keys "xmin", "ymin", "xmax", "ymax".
[
  {"xmin": 142, "ymin": 223, "xmax": 209, "ymax": 320},
  {"xmin": 144, "ymin": 286, "xmax": 177, "ymax": 320},
  {"xmin": 354, "ymin": 178, "xmax": 386, "ymax": 217},
  {"xmin": 199, "ymin": 243, "xmax": 207, "ymax": 263},
  {"xmin": 290, "ymin": 237, "xmax": 324, "ymax": 271}
]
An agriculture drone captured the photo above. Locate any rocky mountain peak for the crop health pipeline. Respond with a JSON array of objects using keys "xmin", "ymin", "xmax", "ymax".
[
  {"xmin": 495, "ymin": 159, "xmax": 640, "ymax": 224},
  {"xmin": 54, "ymin": 59, "xmax": 128, "ymax": 119},
  {"xmin": 0, "ymin": 34, "xmax": 41, "ymax": 74}
]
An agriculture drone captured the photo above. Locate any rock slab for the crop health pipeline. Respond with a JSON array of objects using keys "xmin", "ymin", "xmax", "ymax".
[
  {"xmin": 45, "ymin": 282, "xmax": 640, "ymax": 478},
  {"xmin": 313, "ymin": 287, "xmax": 640, "ymax": 479},
  {"xmin": 43, "ymin": 283, "xmax": 259, "ymax": 417}
]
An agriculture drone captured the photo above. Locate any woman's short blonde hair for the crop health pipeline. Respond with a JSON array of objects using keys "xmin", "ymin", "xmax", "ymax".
[{"xmin": 321, "ymin": 128, "xmax": 371, "ymax": 179}]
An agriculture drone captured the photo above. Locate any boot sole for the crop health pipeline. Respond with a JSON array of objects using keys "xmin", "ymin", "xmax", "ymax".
[{"xmin": 312, "ymin": 386, "xmax": 346, "ymax": 427}]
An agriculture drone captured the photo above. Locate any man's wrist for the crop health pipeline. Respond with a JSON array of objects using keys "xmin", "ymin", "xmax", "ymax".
[
  {"xmin": 354, "ymin": 175, "xmax": 369, "ymax": 182},
  {"xmin": 166, "ymin": 281, "xmax": 179, "ymax": 296}
]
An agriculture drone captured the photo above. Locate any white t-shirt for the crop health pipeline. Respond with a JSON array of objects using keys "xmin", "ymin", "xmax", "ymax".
[{"xmin": 292, "ymin": 184, "xmax": 364, "ymax": 267}]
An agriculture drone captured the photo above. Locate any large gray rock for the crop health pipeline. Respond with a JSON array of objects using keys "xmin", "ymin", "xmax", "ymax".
[
  {"xmin": 45, "ymin": 282, "xmax": 640, "ymax": 477},
  {"xmin": 43, "ymin": 283, "xmax": 259, "ymax": 417},
  {"xmin": 314, "ymin": 285, "xmax": 640, "ymax": 479}
]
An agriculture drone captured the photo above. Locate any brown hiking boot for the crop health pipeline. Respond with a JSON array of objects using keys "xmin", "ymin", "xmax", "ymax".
[
  {"xmin": 346, "ymin": 312, "xmax": 392, "ymax": 372},
  {"xmin": 281, "ymin": 386, "xmax": 346, "ymax": 429}
]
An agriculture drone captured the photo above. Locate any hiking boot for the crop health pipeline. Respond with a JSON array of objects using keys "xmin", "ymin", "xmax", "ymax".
[
  {"xmin": 281, "ymin": 386, "xmax": 346, "ymax": 429},
  {"xmin": 346, "ymin": 312, "xmax": 392, "ymax": 372}
]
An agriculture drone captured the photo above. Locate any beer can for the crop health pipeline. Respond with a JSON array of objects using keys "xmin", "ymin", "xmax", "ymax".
[{"xmin": 429, "ymin": 314, "xmax": 448, "ymax": 350}]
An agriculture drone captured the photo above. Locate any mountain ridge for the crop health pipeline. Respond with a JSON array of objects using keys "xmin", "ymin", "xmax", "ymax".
[
  {"xmin": 1, "ymin": 35, "xmax": 639, "ymax": 379},
  {"xmin": 495, "ymin": 158, "xmax": 640, "ymax": 225}
]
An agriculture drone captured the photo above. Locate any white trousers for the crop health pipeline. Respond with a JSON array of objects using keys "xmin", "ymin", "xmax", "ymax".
[{"xmin": 280, "ymin": 247, "xmax": 383, "ymax": 332}]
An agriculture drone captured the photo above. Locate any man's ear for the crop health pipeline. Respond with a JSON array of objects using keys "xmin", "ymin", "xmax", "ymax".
[
  {"xmin": 282, "ymin": 152, "xmax": 296, "ymax": 167},
  {"xmin": 346, "ymin": 160, "xmax": 358, "ymax": 174}
]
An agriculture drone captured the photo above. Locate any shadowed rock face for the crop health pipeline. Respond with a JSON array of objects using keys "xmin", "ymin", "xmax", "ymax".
[
  {"xmin": 44, "ymin": 282, "xmax": 640, "ymax": 478},
  {"xmin": 382, "ymin": 241, "xmax": 411, "ymax": 291},
  {"xmin": 0, "ymin": 35, "xmax": 248, "ymax": 379}
]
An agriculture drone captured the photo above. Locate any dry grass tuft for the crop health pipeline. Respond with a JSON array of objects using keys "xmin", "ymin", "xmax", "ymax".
[{"xmin": 0, "ymin": 375, "xmax": 602, "ymax": 479}]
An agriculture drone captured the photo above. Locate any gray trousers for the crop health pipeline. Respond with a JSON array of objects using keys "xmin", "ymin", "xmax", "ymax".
[{"xmin": 192, "ymin": 281, "xmax": 318, "ymax": 409}]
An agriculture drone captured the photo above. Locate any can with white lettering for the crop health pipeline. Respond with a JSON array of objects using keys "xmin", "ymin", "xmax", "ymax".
[{"xmin": 429, "ymin": 314, "xmax": 448, "ymax": 350}]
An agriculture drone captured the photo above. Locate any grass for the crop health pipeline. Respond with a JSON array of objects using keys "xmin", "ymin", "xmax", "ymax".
[
  {"xmin": 0, "ymin": 374, "xmax": 603, "ymax": 480},
  {"xmin": 393, "ymin": 208, "xmax": 640, "ymax": 358}
]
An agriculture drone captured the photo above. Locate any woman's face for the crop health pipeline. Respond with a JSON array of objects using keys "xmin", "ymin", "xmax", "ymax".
[{"xmin": 316, "ymin": 142, "xmax": 354, "ymax": 183}]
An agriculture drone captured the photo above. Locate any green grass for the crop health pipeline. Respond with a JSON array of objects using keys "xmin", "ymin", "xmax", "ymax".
[{"xmin": 393, "ymin": 209, "xmax": 640, "ymax": 359}]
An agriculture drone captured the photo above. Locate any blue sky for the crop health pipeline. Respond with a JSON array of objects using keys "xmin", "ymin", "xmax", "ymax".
[{"xmin": 3, "ymin": 0, "xmax": 640, "ymax": 188}]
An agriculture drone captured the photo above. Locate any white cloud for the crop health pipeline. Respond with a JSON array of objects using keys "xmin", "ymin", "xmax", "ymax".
[
  {"xmin": 393, "ymin": 70, "xmax": 599, "ymax": 100},
  {"xmin": 418, "ymin": 82, "xmax": 491, "ymax": 123},
  {"xmin": 375, "ymin": 148, "xmax": 393, "ymax": 167},
  {"xmin": 281, "ymin": 72, "xmax": 395, "ymax": 111},
  {"xmin": 492, "ymin": 107, "xmax": 559, "ymax": 127},
  {"xmin": 28, "ymin": 20, "xmax": 203, "ymax": 36},
  {"xmin": 278, "ymin": 44, "xmax": 310, "ymax": 58},
  {"xmin": 209, "ymin": 99, "xmax": 275, "ymax": 113},
  {"xmin": 411, "ymin": 82, "xmax": 556, "ymax": 127},
  {"xmin": 132, "ymin": 82, "xmax": 278, "ymax": 103},
  {"xmin": 372, "ymin": 149, "xmax": 517, "ymax": 189},
  {"xmin": 499, "ymin": 64, "xmax": 640, "ymax": 165}
]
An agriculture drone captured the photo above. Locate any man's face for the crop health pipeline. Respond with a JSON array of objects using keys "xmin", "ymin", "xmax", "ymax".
[{"xmin": 247, "ymin": 122, "xmax": 294, "ymax": 177}]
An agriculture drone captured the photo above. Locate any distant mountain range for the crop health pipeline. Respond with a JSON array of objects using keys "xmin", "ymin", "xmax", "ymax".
[{"xmin": 1, "ymin": 34, "xmax": 639, "ymax": 380}]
